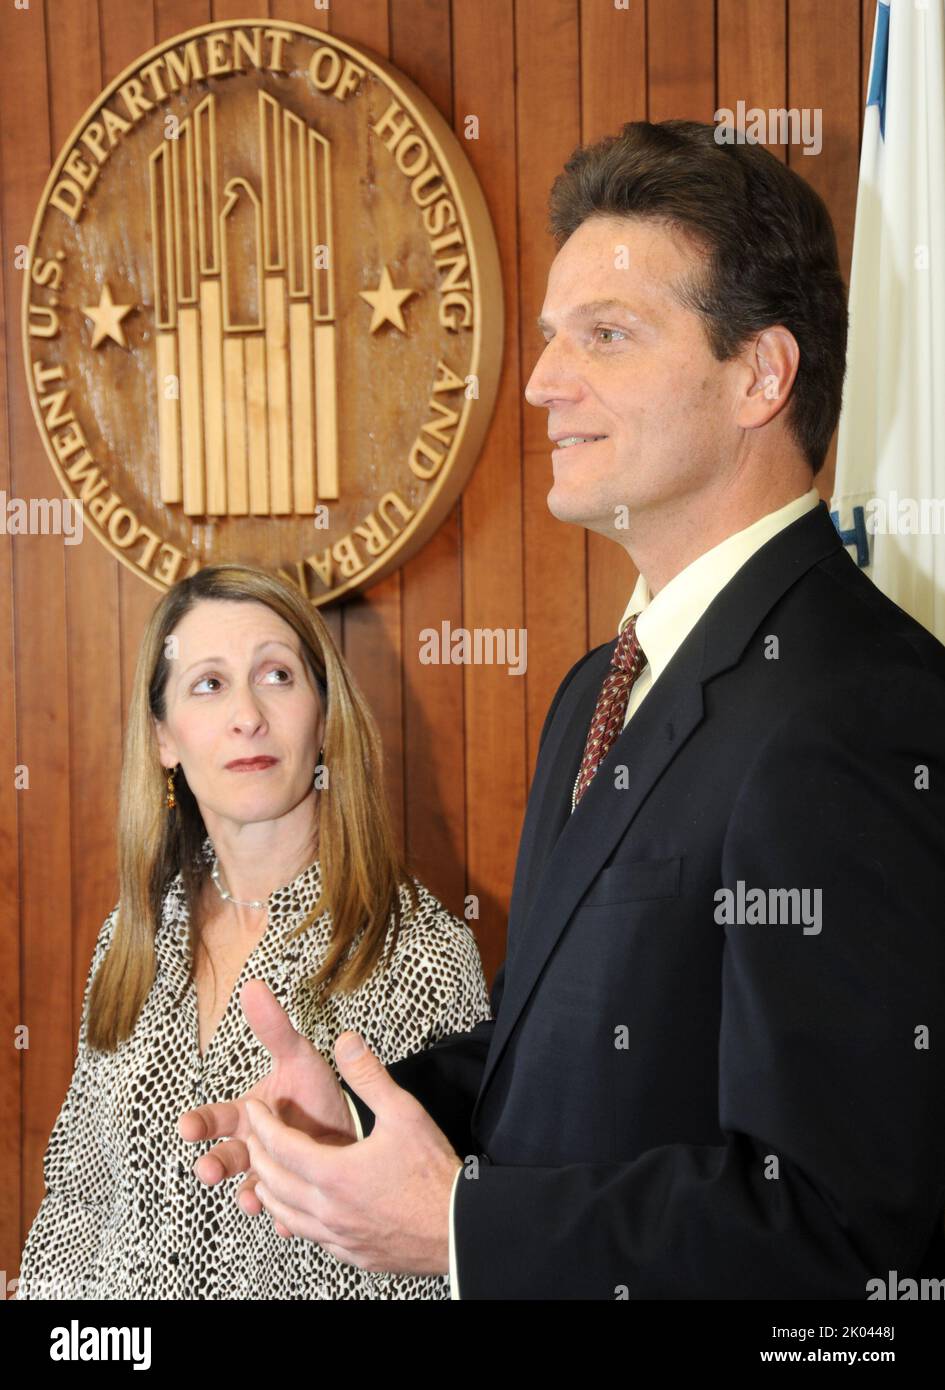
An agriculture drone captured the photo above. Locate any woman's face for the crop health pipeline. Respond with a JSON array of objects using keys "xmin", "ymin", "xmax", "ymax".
[{"xmin": 152, "ymin": 599, "xmax": 325, "ymax": 832}]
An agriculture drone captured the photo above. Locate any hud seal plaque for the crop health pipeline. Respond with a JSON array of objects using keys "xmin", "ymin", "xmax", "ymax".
[{"xmin": 23, "ymin": 20, "xmax": 503, "ymax": 601}]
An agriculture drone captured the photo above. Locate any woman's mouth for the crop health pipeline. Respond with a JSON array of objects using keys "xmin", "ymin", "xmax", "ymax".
[{"xmin": 225, "ymin": 757, "xmax": 279, "ymax": 771}]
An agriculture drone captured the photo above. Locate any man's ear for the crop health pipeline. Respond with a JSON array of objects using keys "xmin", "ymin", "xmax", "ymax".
[{"xmin": 734, "ymin": 325, "xmax": 800, "ymax": 432}]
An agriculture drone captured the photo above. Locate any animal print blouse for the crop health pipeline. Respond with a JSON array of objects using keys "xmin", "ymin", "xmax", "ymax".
[{"xmin": 14, "ymin": 835, "xmax": 490, "ymax": 1300}]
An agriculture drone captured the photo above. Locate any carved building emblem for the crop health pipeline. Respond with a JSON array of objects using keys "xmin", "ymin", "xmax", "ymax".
[{"xmin": 24, "ymin": 22, "xmax": 503, "ymax": 601}]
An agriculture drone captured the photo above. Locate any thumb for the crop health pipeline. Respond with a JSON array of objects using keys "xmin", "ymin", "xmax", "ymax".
[
  {"xmin": 239, "ymin": 978, "xmax": 303, "ymax": 1060},
  {"xmin": 334, "ymin": 1031, "xmax": 399, "ymax": 1118}
]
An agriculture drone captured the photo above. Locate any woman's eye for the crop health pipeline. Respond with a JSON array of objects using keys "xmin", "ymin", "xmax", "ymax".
[
  {"xmin": 192, "ymin": 675, "xmax": 221, "ymax": 694},
  {"xmin": 264, "ymin": 667, "xmax": 292, "ymax": 684}
]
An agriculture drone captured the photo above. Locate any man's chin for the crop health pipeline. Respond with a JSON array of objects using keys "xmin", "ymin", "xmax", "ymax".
[{"xmin": 547, "ymin": 490, "xmax": 622, "ymax": 535}]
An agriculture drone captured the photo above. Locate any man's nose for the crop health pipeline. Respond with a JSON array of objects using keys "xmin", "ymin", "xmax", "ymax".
[{"xmin": 524, "ymin": 339, "xmax": 578, "ymax": 408}]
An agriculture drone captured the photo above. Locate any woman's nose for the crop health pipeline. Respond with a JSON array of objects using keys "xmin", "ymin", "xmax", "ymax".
[{"xmin": 228, "ymin": 687, "xmax": 267, "ymax": 732}]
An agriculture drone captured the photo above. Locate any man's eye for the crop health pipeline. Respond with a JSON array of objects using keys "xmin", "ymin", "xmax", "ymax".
[{"xmin": 594, "ymin": 326, "xmax": 626, "ymax": 344}]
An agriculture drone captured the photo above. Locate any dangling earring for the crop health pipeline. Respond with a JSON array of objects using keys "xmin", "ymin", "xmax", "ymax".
[
  {"xmin": 313, "ymin": 747, "xmax": 324, "ymax": 786},
  {"xmin": 165, "ymin": 765, "xmax": 177, "ymax": 810}
]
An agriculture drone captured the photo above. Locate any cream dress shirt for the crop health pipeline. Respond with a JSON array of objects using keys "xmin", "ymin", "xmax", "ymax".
[{"xmin": 349, "ymin": 487, "xmax": 822, "ymax": 1297}]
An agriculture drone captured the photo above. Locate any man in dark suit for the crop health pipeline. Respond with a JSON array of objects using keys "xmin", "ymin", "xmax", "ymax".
[{"xmin": 182, "ymin": 121, "xmax": 945, "ymax": 1299}]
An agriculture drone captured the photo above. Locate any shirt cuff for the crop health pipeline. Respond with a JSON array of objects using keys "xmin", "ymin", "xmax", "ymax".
[
  {"xmin": 344, "ymin": 1090, "xmax": 364, "ymax": 1142},
  {"xmin": 448, "ymin": 1162, "xmax": 462, "ymax": 1298}
]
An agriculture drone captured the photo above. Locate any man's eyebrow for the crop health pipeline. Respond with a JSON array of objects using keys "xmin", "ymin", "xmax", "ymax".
[
  {"xmin": 178, "ymin": 639, "xmax": 300, "ymax": 679},
  {"xmin": 536, "ymin": 299, "xmax": 640, "ymax": 335}
]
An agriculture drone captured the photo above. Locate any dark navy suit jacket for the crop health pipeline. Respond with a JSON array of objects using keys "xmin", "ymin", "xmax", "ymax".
[{"xmin": 345, "ymin": 500, "xmax": 945, "ymax": 1298}]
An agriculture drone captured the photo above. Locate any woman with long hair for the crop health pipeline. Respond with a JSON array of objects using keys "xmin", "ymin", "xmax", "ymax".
[{"xmin": 14, "ymin": 563, "xmax": 489, "ymax": 1300}]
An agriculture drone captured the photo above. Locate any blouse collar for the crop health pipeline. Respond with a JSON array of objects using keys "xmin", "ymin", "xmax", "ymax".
[{"xmin": 160, "ymin": 834, "xmax": 326, "ymax": 954}]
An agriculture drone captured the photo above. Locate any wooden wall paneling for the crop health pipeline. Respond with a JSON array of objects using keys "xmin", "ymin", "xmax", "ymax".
[
  {"xmin": 717, "ymin": 0, "xmax": 788, "ymax": 161},
  {"xmin": 270, "ymin": 0, "xmax": 329, "ymax": 29},
  {"xmin": 390, "ymin": 0, "xmax": 468, "ymax": 917},
  {"xmin": 516, "ymin": 0, "xmax": 587, "ymax": 780},
  {"xmin": 0, "ymin": 89, "xmax": 22, "ymax": 1292},
  {"xmin": 788, "ymin": 0, "xmax": 862, "ymax": 500},
  {"xmin": 579, "ymin": 0, "xmax": 644, "ymax": 650},
  {"xmin": 46, "ymin": 0, "xmax": 124, "ymax": 1121},
  {"xmin": 211, "ymin": 0, "xmax": 272, "ymax": 22},
  {"xmin": 0, "ymin": 0, "xmax": 70, "ymax": 1249},
  {"xmin": 452, "ymin": 0, "xmax": 525, "ymax": 982},
  {"xmin": 324, "ymin": 0, "xmax": 407, "ymax": 859},
  {"xmin": 788, "ymin": 0, "xmax": 861, "ymax": 274},
  {"xmin": 647, "ymin": 0, "xmax": 716, "ymax": 124}
]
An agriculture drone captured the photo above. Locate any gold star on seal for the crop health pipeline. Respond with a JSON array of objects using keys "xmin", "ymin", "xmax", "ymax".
[
  {"xmin": 359, "ymin": 265, "xmax": 418, "ymax": 334},
  {"xmin": 82, "ymin": 282, "xmax": 134, "ymax": 348}
]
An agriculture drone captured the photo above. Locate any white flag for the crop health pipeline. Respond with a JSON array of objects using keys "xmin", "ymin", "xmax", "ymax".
[{"xmin": 832, "ymin": 0, "xmax": 945, "ymax": 640}]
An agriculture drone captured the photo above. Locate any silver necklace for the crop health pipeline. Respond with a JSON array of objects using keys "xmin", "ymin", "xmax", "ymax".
[{"xmin": 211, "ymin": 855, "xmax": 267, "ymax": 910}]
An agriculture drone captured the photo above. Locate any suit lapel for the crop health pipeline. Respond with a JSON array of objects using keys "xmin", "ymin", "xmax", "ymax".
[
  {"xmin": 505, "ymin": 643, "xmax": 614, "ymax": 949},
  {"xmin": 474, "ymin": 500, "xmax": 844, "ymax": 1114}
]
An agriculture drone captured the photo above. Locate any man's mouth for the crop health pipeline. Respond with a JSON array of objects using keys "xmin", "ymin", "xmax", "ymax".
[{"xmin": 552, "ymin": 435, "xmax": 607, "ymax": 450}]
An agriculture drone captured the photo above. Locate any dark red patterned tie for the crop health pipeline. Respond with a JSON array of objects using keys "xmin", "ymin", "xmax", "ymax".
[{"xmin": 572, "ymin": 615, "xmax": 647, "ymax": 809}]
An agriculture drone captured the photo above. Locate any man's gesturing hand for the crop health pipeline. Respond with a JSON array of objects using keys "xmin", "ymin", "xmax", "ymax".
[
  {"xmin": 244, "ymin": 1031, "xmax": 462, "ymax": 1275},
  {"xmin": 178, "ymin": 979, "xmax": 355, "ymax": 1225}
]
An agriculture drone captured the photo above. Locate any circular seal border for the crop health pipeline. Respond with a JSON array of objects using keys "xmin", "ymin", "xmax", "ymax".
[{"xmin": 21, "ymin": 19, "xmax": 504, "ymax": 601}]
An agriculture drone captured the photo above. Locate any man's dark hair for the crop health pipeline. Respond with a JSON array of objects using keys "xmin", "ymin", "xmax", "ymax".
[{"xmin": 547, "ymin": 120, "xmax": 849, "ymax": 475}]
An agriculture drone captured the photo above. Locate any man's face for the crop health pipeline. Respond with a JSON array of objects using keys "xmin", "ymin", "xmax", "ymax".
[{"xmin": 525, "ymin": 214, "xmax": 742, "ymax": 536}]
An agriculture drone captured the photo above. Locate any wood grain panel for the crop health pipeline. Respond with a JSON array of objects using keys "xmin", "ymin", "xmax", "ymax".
[
  {"xmin": 392, "ymin": 0, "xmax": 468, "ymax": 918},
  {"xmin": 648, "ymin": 0, "xmax": 716, "ymax": 123},
  {"xmin": 0, "ymin": 85, "xmax": 22, "ymax": 1293},
  {"xmin": 452, "ymin": 0, "xmax": 525, "ymax": 981},
  {"xmin": 516, "ymin": 0, "xmax": 587, "ymax": 780},
  {"xmin": 717, "ymin": 0, "xmax": 789, "ymax": 160},
  {"xmin": 324, "ymin": 0, "xmax": 406, "ymax": 859},
  {"xmin": 49, "ymin": 0, "xmax": 123, "ymax": 1138},
  {"xmin": 0, "ymin": 0, "xmax": 68, "ymax": 1247}
]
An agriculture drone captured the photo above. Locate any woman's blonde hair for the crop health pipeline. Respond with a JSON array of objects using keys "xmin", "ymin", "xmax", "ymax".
[{"xmin": 87, "ymin": 563, "xmax": 417, "ymax": 1051}]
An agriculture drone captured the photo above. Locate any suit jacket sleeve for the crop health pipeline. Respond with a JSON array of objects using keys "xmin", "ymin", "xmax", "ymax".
[
  {"xmin": 341, "ymin": 966, "xmax": 503, "ymax": 1158},
  {"xmin": 452, "ymin": 667, "xmax": 945, "ymax": 1298},
  {"xmin": 340, "ymin": 650, "xmax": 594, "ymax": 1156}
]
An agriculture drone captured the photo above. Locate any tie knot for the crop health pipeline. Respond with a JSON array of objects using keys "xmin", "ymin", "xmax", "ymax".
[{"xmin": 612, "ymin": 614, "xmax": 646, "ymax": 677}]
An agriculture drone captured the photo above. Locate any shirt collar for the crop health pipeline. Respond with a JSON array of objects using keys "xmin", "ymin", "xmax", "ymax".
[{"xmin": 617, "ymin": 488, "xmax": 821, "ymax": 684}]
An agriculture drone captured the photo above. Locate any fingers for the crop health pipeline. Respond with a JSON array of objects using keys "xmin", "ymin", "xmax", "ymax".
[
  {"xmin": 234, "ymin": 1172, "xmax": 291, "ymax": 1236},
  {"xmin": 334, "ymin": 1031, "xmax": 408, "ymax": 1120},
  {"xmin": 253, "ymin": 1179, "xmax": 337, "ymax": 1248},
  {"xmin": 192, "ymin": 1138, "xmax": 251, "ymax": 1185},
  {"xmin": 236, "ymin": 1173, "xmax": 264, "ymax": 1216},
  {"xmin": 245, "ymin": 1097, "xmax": 332, "ymax": 1196},
  {"xmin": 178, "ymin": 1099, "xmax": 244, "ymax": 1143}
]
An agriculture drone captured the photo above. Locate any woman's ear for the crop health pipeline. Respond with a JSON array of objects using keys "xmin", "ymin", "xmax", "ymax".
[{"xmin": 152, "ymin": 715, "xmax": 177, "ymax": 770}]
